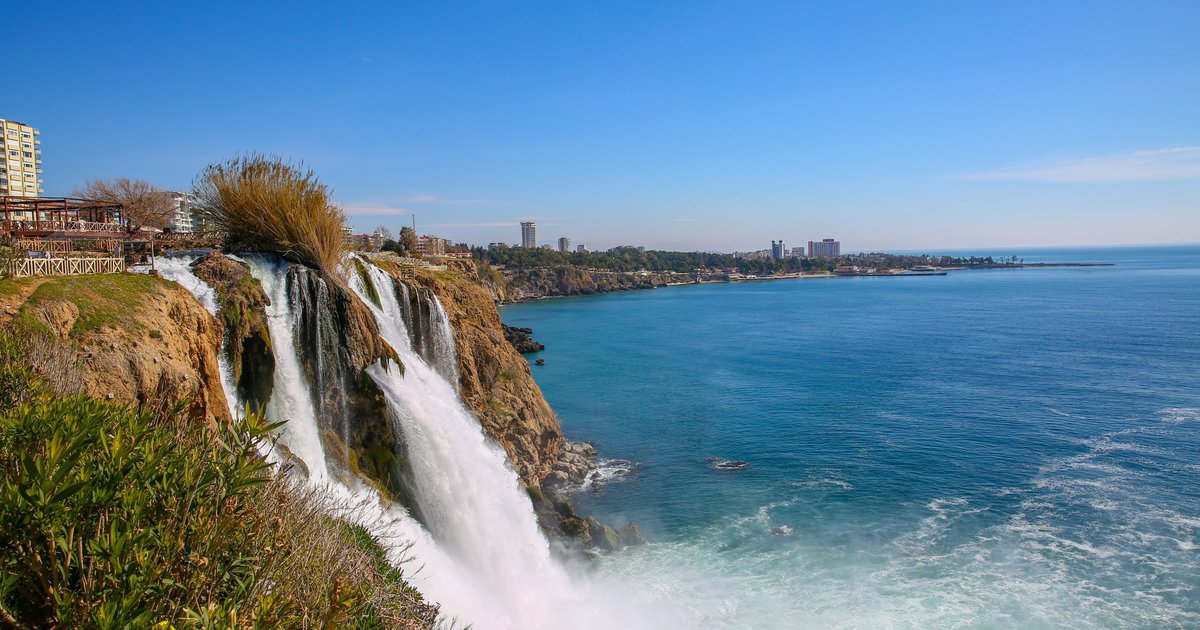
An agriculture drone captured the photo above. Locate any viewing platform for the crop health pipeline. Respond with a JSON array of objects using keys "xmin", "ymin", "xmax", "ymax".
[{"xmin": 1, "ymin": 195, "xmax": 127, "ymax": 239}]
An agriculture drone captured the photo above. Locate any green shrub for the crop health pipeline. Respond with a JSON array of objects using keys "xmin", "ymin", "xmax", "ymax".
[
  {"xmin": 354, "ymin": 258, "xmax": 382, "ymax": 307},
  {"xmin": 192, "ymin": 154, "xmax": 348, "ymax": 277},
  {"xmin": 0, "ymin": 332, "xmax": 436, "ymax": 628}
]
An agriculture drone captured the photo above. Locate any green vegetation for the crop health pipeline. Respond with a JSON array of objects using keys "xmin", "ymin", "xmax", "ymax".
[
  {"xmin": 381, "ymin": 226, "xmax": 419, "ymax": 258},
  {"xmin": 7, "ymin": 273, "xmax": 165, "ymax": 336},
  {"xmin": 354, "ymin": 258, "xmax": 382, "ymax": 307},
  {"xmin": 0, "ymin": 244, "xmax": 20, "ymax": 282},
  {"xmin": 0, "ymin": 332, "xmax": 436, "ymax": 628},
  {"xmin": 478, "ymin": 245, "xmax": 1018, "ymax": 276},
  {"xmin": 478, "ymin": 245, "xmax": 832, "ymax": 275},
  {"xmin": 193, "ymin": 154, "xmax": 348, "ymax": 277}
]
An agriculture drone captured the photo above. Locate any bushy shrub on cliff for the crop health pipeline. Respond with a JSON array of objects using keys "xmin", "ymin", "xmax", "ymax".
[
  {"xmin": 193, "ymin": 154, "xmax": 347, "ymax": 276},
  {"xmin": 0, "ymin": 332, "xmax": 436, "ymax": 628}
]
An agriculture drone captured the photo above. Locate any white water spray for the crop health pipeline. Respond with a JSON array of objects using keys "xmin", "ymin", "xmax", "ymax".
[{"xmin": 164, "ymin": 253, "xmax": 683, "ymax": 629}]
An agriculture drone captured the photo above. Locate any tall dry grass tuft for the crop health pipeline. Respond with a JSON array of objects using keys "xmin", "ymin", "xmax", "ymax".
[{"xmin": 193, "ymin": 154, "xmax": 347, "ymax": 276}]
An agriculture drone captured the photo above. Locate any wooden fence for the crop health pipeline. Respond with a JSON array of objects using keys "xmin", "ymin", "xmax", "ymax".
[
  {"xmin": 16, "ymin": 239, "xmax": 71, "ymax": 253},
  {"xmin": 4, "ymin": 256, "xmax": 126, "ymax": 278}
]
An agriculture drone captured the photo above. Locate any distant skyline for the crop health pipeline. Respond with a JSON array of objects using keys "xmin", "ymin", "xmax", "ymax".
[{"xmin": 8, "ymin": 1, "xmax": 1199, "ymax": 251}]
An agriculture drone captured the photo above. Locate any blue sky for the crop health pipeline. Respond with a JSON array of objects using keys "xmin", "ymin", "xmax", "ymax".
[{"xmin": 10, "ymin": 1, "xmax": 1199, "ymax": 251}]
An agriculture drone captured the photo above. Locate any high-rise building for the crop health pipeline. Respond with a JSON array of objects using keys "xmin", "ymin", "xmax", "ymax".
[
  {"xmin": 558, "ymin": 237, "xmax": 570, "ymax": 252},
  {"xmin": 771, "ymin": 240, "xmax": 785, "ymax": 261},
  {"xmin": 1, "ymin": 118, "xmax": 43, "ymax": 198},
  {"xmin": 790, "ymin": 246, "xmax": 805, "ymax": 258},
  {"xmin": 520, "ymin": 221, "xmax": 537, "ymax": 248},
  {"xmin": 808, "ymin": 238, "xmax": 841, "ymax": 258},
  {"xmin": 576, "ymin": 244, "xmax": 586, "ymax": 253},
  {"xmin": 165, "ymin": 192, "xmax": 193, "ymax": 233}
]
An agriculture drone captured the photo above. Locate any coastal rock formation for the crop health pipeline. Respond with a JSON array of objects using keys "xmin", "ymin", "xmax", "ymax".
[
  {"xmin": 0, "ymin": 274, "xmax": 229, "ymax": 424},
  {"xmin": 498, "ymin": 266, "xmax": 674, "ymax": 302},
  {"xmin": 502, "ymin": 324, "xmax": 544, "ymax": 353},
  {"xmin": 403, "ymin": 262, "xmax": 563, "ymax": 486},
  {"xmin": 283, "ymin": 263, "xmax": 404, "ymax": 497},
  {"xmin": 546, "ymin": 441, "xmax": 598, "ymax": 491},
  {"xmin": 191, "ymin": 252, "xmax": 275, "ymax": 410}
]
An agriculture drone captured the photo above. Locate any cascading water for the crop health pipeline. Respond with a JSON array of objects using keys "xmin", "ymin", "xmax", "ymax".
[
  {"xmin": 352, "ymin": 261, "xmax": 585, "ymax": 627},
  {"xmin": 395, "ymin": 281, "xmax": 460, "ymax": 384},
  {"xmin": 163, "ymin": 252, "xmax": 682, "ymax": 629}
]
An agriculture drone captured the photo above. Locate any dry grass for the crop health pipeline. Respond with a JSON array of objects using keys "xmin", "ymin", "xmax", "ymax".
[
  {"xmin": 243, "ymin": 476, "xmax": 438, "ymax": 627},
  {"xmin": 193, "ymin": 154, "xmax": 348, "ymax": 277}
]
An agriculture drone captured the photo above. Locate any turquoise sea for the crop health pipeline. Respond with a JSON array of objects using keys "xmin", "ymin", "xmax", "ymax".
[{"xmin": 502, "ymin": 246, "xmax": 1200, "ymax": 628}]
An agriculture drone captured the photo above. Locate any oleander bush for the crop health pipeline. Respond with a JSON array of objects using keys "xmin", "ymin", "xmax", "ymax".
[
  {"xmin": 193, "ymin": 154, "xmax": 348, "ymax": 277},
  {"xmin": 0, "ymin": 332, "xmax": 436, "ymax": 628}
]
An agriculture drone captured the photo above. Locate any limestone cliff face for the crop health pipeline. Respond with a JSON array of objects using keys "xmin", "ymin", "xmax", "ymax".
[
  {"xmin": 400, "ymin": 263, "xmax": 564, "ymax": 486},
  {"xmin": 498, "ymin": 266, "xmax": 674, "ymax": 303},
  {"xmin": 191, "ymin": 253, "xmax": 275, "ymax": 410},
  {"xmin": 0, "ymin": 274, "xmax": 230, "ymax": 425}
]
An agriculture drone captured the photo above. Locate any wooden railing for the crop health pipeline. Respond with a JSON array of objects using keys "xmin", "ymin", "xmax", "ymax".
[
  {"xmin": 16, "ymin": 239, "xmax": 71, "ymax": 253},
  {"xmin": 4, "ymin": 256, "xmax": 125, "ymax": 278},
  {"xmin": 2, "ymin": 219, "xmax": 125, "ymax": 234}
]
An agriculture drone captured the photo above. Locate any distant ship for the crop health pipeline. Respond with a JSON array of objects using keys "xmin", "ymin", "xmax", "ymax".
[{"xmin": 898, "ymin": 265, "xmax": 948, "ymax": 276}]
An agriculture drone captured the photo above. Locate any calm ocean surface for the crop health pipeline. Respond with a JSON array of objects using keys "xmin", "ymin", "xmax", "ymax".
[{"xmin": 502, "ymin": 246, "xmax": 1200, "ymax": 629}]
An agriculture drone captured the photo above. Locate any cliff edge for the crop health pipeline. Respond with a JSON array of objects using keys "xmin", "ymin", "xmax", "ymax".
[{"xmin": 0, "ymin": 273, "xmax": 230, "ymax": 424}]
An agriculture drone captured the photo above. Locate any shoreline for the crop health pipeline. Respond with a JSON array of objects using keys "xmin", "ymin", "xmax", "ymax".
[{"xmin": 496, "ymin": 262, "xmax": 1113, "ymax": 304}]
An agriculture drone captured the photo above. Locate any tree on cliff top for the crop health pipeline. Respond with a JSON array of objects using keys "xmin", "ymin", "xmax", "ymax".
[
  {"xmin": 71, "ymin": 177, "xmax": 173, "ymax": 234},
  {"xmin": 192, "ymin": 154, "xmax": 347, "ymax": 275},
  {"xmin": 399, "ymin": 226, "xmax": 418, "ymax": 254}
]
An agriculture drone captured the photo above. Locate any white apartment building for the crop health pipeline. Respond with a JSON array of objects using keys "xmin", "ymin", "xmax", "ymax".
[
  {"xmin": 520, "ymin": 221, "xmax": 537, "ymax": 248},
  {"xmin": 165, "ymin": 192, "xmax": 193, "ymax": 233}
]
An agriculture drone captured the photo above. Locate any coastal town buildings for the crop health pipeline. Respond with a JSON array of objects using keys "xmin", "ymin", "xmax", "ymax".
[
  {"xmin": 791, "ymin": 246, "xmax": 804, "ymax": 258},
  {"xmin": 808, "ymin": 238, "xmax": 841, "ymax": 258},
  {"xmin": 520, "ymin": 221, "xmax": 537, "ymax": 248},
  {"xmin": 558, "ymin": 237, "xmax": 570, "ymax": 252},
  {"xmin": 771, "ymin": 240, "xmax": 785, "ymax": 260},
  {"xmin": 1, "ymin": 118, "xmax": 43, "ymax": 198},
  {"xmin": 164, "ymin": 192, "xmax": 193, "ymax": 233},
  {"xmin": 346, "ymin": 230, "xmax": 384, "ymax": 252},
  {"xmin": 417, "ymin": 234, "xmax": 451, "ymax": 256},
  {"xmin": 576, "ymin": 244, "xmax": 586, "ymax": 253}
]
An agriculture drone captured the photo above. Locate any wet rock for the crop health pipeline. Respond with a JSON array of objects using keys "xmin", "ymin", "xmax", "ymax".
[{"xmin": 619, "ymin": 523, "xmax": 647, "ymax": 546}]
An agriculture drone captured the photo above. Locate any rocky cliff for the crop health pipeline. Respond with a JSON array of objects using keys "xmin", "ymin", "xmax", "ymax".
[
  {"xmin": 0, "ymin": 273, "xmax": 229, "ymax": 424},
  {"xmin": 496, "ymin": 265, "xmax": 677, "ymax": 302}
]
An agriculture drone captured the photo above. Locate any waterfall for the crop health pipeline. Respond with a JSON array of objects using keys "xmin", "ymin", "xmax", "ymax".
[
  {"xmin": 395, "ymin": 281, "xmax": 459, "ymax": 384},
  {"xmin": 163, "ymin": 252, "xmax": 677, "ymax": 629},
  {"xmin": 240, "ymin": 255, "xmax": 335, "ymax": 482},
  {"xmin": 351, "ymin": 260, "xmax": 586, "ymax": 627}
]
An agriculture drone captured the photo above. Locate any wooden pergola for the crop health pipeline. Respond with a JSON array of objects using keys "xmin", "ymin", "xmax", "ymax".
[{"xmin": 0, "ymin": 195, "xmax": 128, "ymax": 238}]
